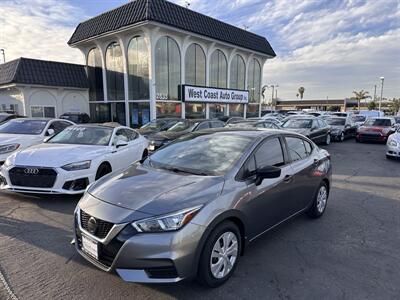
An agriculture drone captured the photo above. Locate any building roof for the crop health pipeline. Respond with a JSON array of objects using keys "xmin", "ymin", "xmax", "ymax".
[
  {"xmin": 68, "ymin": 0, "xmax": 276, "ymax": 57},
  {"xmin": 0, "ymin": 57, "xmax": 89, "ymax": 89}
]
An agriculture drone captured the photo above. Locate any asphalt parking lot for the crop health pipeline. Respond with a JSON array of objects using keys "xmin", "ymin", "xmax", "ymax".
[{"xmin": 0, "ymin": 140, "xmax": 399, "ymax": 300}]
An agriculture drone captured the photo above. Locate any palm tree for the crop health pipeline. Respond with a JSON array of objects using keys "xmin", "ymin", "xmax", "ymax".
[
  {"xmin": 298, "ymin": 87, "xmax": 305, "ymax": 100},
  {"xmin": 352, "ymin": 90, "xmax": 371, "ymax": 110}
]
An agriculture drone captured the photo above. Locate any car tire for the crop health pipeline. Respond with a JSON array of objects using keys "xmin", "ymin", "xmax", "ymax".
[
  {"xmin": 307, "ymin": 182, "xmax": 329, "ymax": 219},
  {"xmin": 324, "ymin": 134, "xmax": 331, "ymax": 145},
  {"xmin": 340, "ymin": 132, "xmax": 344, "ymax": 142},
  {"xmin": 386, "ymin": 154, "xmax": 393, "ymax": 160},
  {"xmin": 198, "ymin": 221, "xmax": 241, "ymax": 288},
  {"xmin": 95, "ymin": 163, "xmax": 111, "ymax": 180},
  {"xmin": 356, "ymin": 137, "xmax": 362, "ymax": 143}
]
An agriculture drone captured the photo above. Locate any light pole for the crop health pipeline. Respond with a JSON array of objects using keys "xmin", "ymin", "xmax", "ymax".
[
  {"xmin": 0, "ymin": 49, "xmax": 5, "ymax": 63},
  {"xmin": 379, "ymin": 76, "xmax": 384, "ymax": 111}
]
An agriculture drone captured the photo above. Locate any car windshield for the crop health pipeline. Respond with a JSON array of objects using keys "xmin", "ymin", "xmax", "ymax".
[
  {"xmin": 327, "ymin": 118, "xmax": 346, "ymax": 126},
  {"xmin": 141, "ymin": 120, "xmax": 167, "ymax": 130},
  {"xmin": 282, "ymin": 119, "xmax": 312, "ymax": 129},
  {"xmin": 47, "ymin": 126, "xmax": 113, "ymax": 145},
  {"xmin": 353, "ymin": 116, "xmax": 366, "ymax": 122},
  {"xmin": 364, "ymin": 119, "xmax": 392, "ymax": 127},
  {"xmin": 60, "ymin": 115, "xmax": 80, "ymax": 123},
  {"xmin": 148, "ymin": 133, "xmax": 253, "ymax": 175},
  {"xmin": 0, "ymin": 119, "xmax": 48, "ymax": 135},
  {"xmin": 167, "ymin": 121, "xmax": 196, "ymax": 132}
]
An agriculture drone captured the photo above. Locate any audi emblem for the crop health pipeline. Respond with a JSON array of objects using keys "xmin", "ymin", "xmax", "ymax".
[{"xmin": 24, "ymin": 168, "xmax": 40, "ymax": 175}]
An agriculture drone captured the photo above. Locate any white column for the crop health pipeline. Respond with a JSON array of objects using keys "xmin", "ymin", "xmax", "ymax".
[
  {"xmin": 147, "ymin": 28, "xmax": 160, "ymax": 121},
  {"xmin": 96, "ymin": 42, "xmax": 108, "ymax": 102},
  {"xmin": 117, "ymin": 35, "xmax": 130, "ymax": 126}
]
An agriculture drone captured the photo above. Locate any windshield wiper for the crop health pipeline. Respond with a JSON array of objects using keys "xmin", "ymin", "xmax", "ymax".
[{"xmin": 163, "ymin": 166, "xmax": 210, "ymax": 176}]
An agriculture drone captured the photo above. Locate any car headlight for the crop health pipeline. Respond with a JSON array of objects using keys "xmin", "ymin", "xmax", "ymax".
[
  {"xmin": 132, "ymin": 205, "xmax": 203, "ymax": 233},
  {"xmin": 61, "ymin": 160, "xmax": 91, "ymax": 171},
  {"xmin": 0, "ymin": 144, "xmax": 20, "ymax": 154},
  {"xmin": 388, "ymin": 140, "xmax": 398, "ymax": 147}
]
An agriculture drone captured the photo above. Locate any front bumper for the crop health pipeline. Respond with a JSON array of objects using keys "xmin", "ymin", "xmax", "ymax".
[
  {"xmin": 357, "ymin": 132, "xmax": 387, "ymax": 142},
  {"xmin": 74, "ymin": 205, "xmax": 206, "ymax": 283},
  {"xmin": 0, "ymin": 164, "xmax": 96, "ymax": 194},
  {"xmin": 386, "ymin": 144, "xmax": 400, "ymax": 158}
]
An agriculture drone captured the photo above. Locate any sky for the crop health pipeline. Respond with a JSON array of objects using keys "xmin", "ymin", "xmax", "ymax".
[{"xmin": 0, "ymin": 0, "xmax": 399, "ymax": 100}]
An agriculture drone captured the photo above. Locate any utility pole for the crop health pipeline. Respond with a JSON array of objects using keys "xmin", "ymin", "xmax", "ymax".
[
  {"xmin": 0, "ymin": 49, "xmax": 5, "ymax": 63},
  {"xmin": 373, "ymin": 85, "xmax": 377, "ymax": 101},
  {"xmin": 379, "ymin": 77, "xmax": 384, "ymax": 111}
]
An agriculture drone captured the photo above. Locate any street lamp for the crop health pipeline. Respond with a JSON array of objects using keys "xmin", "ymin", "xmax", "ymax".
[{"xmin": 379, "ymin": 76, "xmax": 384, "ymax": 111}]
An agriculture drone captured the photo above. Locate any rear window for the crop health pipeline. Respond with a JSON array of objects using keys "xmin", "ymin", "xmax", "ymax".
[{"xmin": 364, "ymin": 119, "xmax": 392, "ymax": 127}]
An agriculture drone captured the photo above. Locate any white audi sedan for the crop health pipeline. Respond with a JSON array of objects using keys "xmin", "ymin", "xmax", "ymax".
[
  {"xmin": 0, "ymin": 124, "xmax": 149, "ymax": 194},
  {"xmin": 0, "ymin": 118, "xmax": 75, "ymax": 165}
]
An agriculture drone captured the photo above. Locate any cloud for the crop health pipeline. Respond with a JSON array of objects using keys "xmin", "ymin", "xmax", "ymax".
[{"xmin": 0, "ymin": 0, "xmax": 85, "ymax": 64}]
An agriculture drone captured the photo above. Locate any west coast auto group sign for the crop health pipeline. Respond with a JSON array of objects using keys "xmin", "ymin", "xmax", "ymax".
[{"xmin": 181, "ymin": 85, "xmax": 249, "ymax": 104}]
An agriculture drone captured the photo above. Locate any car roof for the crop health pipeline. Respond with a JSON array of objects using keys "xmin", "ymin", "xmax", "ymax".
[{"xmin": 190, "ymin": 127, "xmax": 305, "ymax": 139}]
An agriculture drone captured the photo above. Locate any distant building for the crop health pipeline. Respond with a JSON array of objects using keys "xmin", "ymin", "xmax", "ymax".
[
  {"xmin": 0, "ymin": 58, "xmax": 89, "ymax": 117},
  {"xmin": 68, "ymin": 0, "xmax": 276, "ymax": 127},
  {"xmin": 275, "ymin": 99, "xmax": 359, "ymax": 111}
]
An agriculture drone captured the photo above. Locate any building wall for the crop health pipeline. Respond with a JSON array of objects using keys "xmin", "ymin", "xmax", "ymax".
[
  {"xmin": 73, "ymin": 23, "xmax": 270, "ymax": 127},
  {"xmin": 0, "ymin": 85, "xmax": 89, "ymax": 117}
]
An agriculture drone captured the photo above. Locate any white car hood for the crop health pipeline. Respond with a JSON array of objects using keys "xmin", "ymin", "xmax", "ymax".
[
  {"xmin": 0, "ymin": 133, "xmax": 43, "ymax": 148},
  {"xmin": 12, "ymin": 143, "xmax": 109, "ymax": 167},
  {"xmin": 389, "ymin": 132, "xmax": 400, "ymax": 143}
]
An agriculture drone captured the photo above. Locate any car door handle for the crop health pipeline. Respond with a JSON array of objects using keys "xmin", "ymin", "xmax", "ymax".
[{"xmin": 283, "ymin": 175, "xmax": 293, "ymax": 182}]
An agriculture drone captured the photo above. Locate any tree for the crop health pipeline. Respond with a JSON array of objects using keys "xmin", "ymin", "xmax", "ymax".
[
  {"xmin": 352, "ymin": 90, "xmax": 371, "ymax": 110},
  {"xmin": 368, "ymin": 101, "xmax": 377, "ymax": 111},
  {"xmin": 298, "ymin": 87, "xmax": 305, "ymax": 100},
  {"xmin": 390, "ymin": 98, "xmax": 400, "ymax": 114}
]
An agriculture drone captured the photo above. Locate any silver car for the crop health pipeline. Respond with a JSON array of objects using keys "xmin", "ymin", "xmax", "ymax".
[
  {"xmin": 386, "ymin": 128, "xmax": 400, "ymax": 159},
  {"xmin": 73, "ymin": 129, "xmax": 332, "ymax": 287}
]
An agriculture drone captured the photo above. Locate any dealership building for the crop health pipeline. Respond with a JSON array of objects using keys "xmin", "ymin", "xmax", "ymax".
[{"xmin": 67, "ymin": 0, "xmax": 276, "ymax": 127}]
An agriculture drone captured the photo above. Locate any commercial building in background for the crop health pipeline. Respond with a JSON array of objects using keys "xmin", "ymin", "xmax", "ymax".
[
  {"xmin": 0, "ymin": 58, "xmax": 89, "ymax": 117},
  {"xmin": 68, "ymin": 0, "xmax": 275, "ymax": 127}
]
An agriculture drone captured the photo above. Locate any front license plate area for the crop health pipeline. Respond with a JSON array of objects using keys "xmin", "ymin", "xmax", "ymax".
[{"xmin": 82, "ymin": 235, "xmax": 98, "ymax": 260}]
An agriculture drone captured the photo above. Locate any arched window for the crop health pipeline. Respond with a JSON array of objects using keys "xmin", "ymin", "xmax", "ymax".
[
  {"xmin": 185, "ymin": 43, "xmax": 206, "ymax": 86},
  {"xmin": 230, "ymin": 54, "xmax": 245, "ymax": 90},
  {"xmin": 155, "ymin": 36, "xmax": 181, "ymax": 100},
  {"xmin": 106, "ymin": 42, "xmax": 125, "ymax": 101},
  {"xmin": 127, "ymin": 36, "xmax": 149, "ymax": 100},
  {"xmin": 210, "ymin": 49, "xmax": 227, "ymax": 88},
  {"xmin": 248, "ymin": 58, "xmax": 262, "ymax": 102},
  {"xmin": 87, "ymin": 48, "xmax": 104, "ymax": 101}
]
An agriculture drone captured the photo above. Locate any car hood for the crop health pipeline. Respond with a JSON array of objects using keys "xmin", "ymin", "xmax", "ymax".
[
  {"xmin": 282, "ymin": 128, "xmax": 310, "ymax": 135},
  {"xmin": 0, "ymin": 133, "xmax": 43, "ymax": 148},
  {"xmin": 87, "ymin": 163, "xmax": 225, "ymax": 216},
  {"xmin": 388, "ymin": 132, "xmax": 400, "ymax": 142},
  {"xmin": 149, "ymin": 131, "xmax": 188, "ymax": 141},
  {"xmin": 12, "ymin": 143, "xmax": 109, "ymax": 167}
]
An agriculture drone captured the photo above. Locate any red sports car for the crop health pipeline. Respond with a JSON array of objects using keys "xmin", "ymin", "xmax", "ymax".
[{"xmin": 356, "ymin": 117, "xmax": 398, "ymax": 143}]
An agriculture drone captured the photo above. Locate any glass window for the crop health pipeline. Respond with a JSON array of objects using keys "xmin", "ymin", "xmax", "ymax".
[
  {"xmin": 156, "ymin": 102, "xmax": 181, "ymax": 118},
  {"xmin": 106, "ymin": 42, "xmax": 125, "ymax": 101},
  {"xmin": 246, "ymin": 104, "xmax": 259, "ymax": 118},
  {"xmin": 89, "ymin": 103, "xmax": 111, "ymax": 123},
  {"xmin": 110, "ymin": 103, "xmax": 126, "ymax": 126},
  {"xmin": 254, "ymin": 138, "xmax": 285, "ymax": 168},
  {"xmin": 30, "ymin": 106, "xmax": 55, "ymax": 118},
  {"xmin": 210, "ymin": 50, "xmax": 227, "ymax": 88},
  {"xmin": 209, "ymin": 103, "xmax": 227, "ymax": 119},
  {"xmin": 286, "ymin": 137, "xmax": 309, "ymax": 162},
  {"xmin": 155, "ymin": 37, "xmax": 181, "ymax": 100},
  {"xmin": 123, "ymin": 129, "xmax": 138, "ymax": 141},
  {"xmin": 127, "ymin": 36, "xmax": 149, "ymax": 100},
  {"xmin": 114, "ymin": 129, "xmax": 129, "ymax": 144},
  {"xmin": 87, "ymin": 48, "xmax": 104, "ymax": 101},
  {"xmin": 185, "ymin": 103, "xmax": 206, "ymax": 119},
  {"xmin": 229, "ymin": 104, "xmax": 244, "ymax": 117},
  {"xmin": 0, "ymin": 119, "xmax": 49, "ymax": 135},
  {"xmin": 230, "ymin": 54, "xmax": 245, "ymax": 90},
  {"xmin": 48, "ymin": 121, "xmax": 72, "ymax": 134},
  {"xmin": 129, "ymin": 102, "xmax": 150, "ymax": 128},
  {"xmin": 185, "ymin": 44, "xmax": 206, "ymax": 86},
  {"xmin": 48, "ymin": 126, "xmax": 113, "ymax": 145},
  {"xmin": 248, "ymin": 58, "xmax": 261, "ymax": 103},
  {"xmin": 304, "ymin": 140, "xmax": 313, "ymax": 155},
  {"xmin": 211, "ymin": 121, "xmax": 224, "ymax": 128},
  {"xmin": 196, "ymin": 122, "xmax": 210, "ymax": 130}
]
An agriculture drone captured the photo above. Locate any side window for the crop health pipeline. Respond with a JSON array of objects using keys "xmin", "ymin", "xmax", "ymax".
[
  {"xmin": 304, "ymin": 140, "xmax": 313, "ymax": 155},
  {"xmin": 242, "ymin": 155, "xmax": 256, "ymax": 178},
  {"xmin": 114, "ymin": 129, "xmax": 129, "ymax": 144},
  {"xmin": 211, "ymin": 121, "xmax": 224, "ymax": 128},
  {"xmin": 255, "ymin": 123, "xmax": 265, "ymax": 128},
  {"xmin": 286, "ymin": 137, "xmax": 309, "ymax": 162},
  {"xmin": 254, "ymin": 138, "xmax": 285, "ymax": 168},
  {"xmin": 318, "ymin": 119, "xmax": 327, "ymax": 127},
  {"xmin": 124, "ymin": 129, "xmax": 138, "ymax": 141},
  {"xmin": 312, "ymin": 120, "xmax": 319, "ymax": 128},
  {"xmin": 197, "ymin": 122, "xmax": 210, "ymax": 130}
]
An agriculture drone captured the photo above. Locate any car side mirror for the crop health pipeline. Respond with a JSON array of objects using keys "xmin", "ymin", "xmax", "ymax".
[
  {"xmin": 46, "ymin": 128, "xmax": 55, "ymax": 136},
  {"xmin": 43, "ymin": 136, "xmax": 51, "ymax": 142},
  {"xmin": 116, "ymin": 140, "xmax": 128, "ymax": 148},
  {"xmin": 255, "ymin": 166, "xmax": 281, "ymax": 186}
]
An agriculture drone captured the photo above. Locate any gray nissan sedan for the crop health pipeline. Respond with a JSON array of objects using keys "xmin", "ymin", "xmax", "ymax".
[{"xmin": 74, "ymin": 129, "xmax": 332, "ymax": 287}]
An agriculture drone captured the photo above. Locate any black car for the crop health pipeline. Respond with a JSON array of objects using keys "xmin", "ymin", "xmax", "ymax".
[
  {"xmin": 326, "ymin": 117, "xmax": 357, "ymax": 142},
  {"xmin": 60, "ymin": 112, "xmax": 90, "ymax": 124},
  {"xmin": 228, "ymin": 119, "xmax": 281, "ymax": 129},
  {"xmin": 217, "ymin": 116, "xmax": 244, "ymax": 124},
  {"xmin": 0, "ymin": 113, "xmax": 23, "ymax": 125},
  {"xmin": 137, "ymin": 118, "xmax": 183, "ymax": 137},
  {"xmin": 282, "ymin": 117, "xmax": 331, "ymax": 145},
  {"xmin": 148, "ymin": 119, "xmax": 225, "ymax": 152}
]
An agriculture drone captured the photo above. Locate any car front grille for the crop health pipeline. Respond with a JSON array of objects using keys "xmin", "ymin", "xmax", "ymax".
[
  {"xmin": 9, "ymin": 167, "xmax": 57, "ymax": 188},
  {"xmin": 358, "ymin": 133, "xmax": 384, "ymax": 141},
  {"xmin": 80, "ymin": 210, "xmax": 114, "ymax": 239}
]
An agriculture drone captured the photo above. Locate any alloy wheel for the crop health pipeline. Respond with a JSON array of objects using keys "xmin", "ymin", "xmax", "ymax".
[
  {"xmin": 210, "ymin": 231, "xmax": 238, "ymax": 279},
  {"xmin": 317, "ymin": 185, "xmax": 328, "ymax": 213},
  {"xmin": 340, "ymin": 132, "xmax": 344, "ymax": 142}
]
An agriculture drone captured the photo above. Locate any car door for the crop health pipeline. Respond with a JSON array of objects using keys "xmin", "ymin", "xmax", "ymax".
[
  {"xmin": 284, "ymin": 136, "xmax": 317, "ymax": 211},
  {"xmin": 124, "ymin": 129, "xmax": 144, "ymax": 162},
  {"xmin": 240, "ymin": 136, "xmax": 297, "ymax": 236},
  {"xmin": 309, "ymin": 120, "xmax": 321, "ymax": 142},
  {"xmin": 318, "ymin": 119, "xmax": 329, "ymax": 142},
  {"xmin": 110, "ymin": 129, "xmax": 134, "ymax": 170}
]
